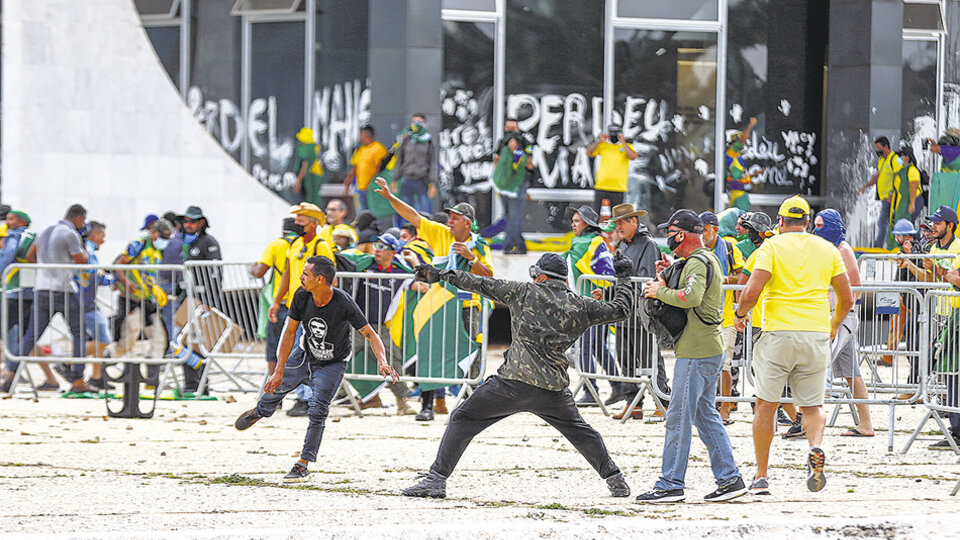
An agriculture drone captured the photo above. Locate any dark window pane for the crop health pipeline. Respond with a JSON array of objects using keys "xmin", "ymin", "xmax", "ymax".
[
  {"xmin": 135, "ymin": 0, "xmax": 178, "ymax": 17},
  {"xmin": 614, "ymin": 29, "xmax": 717, "ymax": 225},
  {"xmin": 725, "ymin": 0, "xmax": 827, "ymax": 201},
  {"xmin": 232, "ymin": 0, "xmax": 301, "ymax": 15},
  {"xmin": 505, "ymin": 0, "xmax": 603, "ymax": 234},
  {"xmin": 187, "ymin": 0, "xmax": 243, "ymax": 161},
  {"xmin": 145, "ymin": 26, "xmax": 180, "ymax": 89},
  {"xmin": 901, "ymin": 39, "xmax": 938, "ymax": 141},
  {"xmin": 250, "ymin": 21, "xmax": 305, "ymax": 200},
  {"xmin": 439, "ymin": 21, "xmax": 496, "ymax": 225},
  {"xmin": 312, "ymin": 0, "xmax": 370, "ymax": 181},
  {"xmin": 618, "ymin": 0, "xmax": 717, "ymax": 21},
  {"xmin": 903, "ymin": 3, "xmax": 943, "ymax": 31}
]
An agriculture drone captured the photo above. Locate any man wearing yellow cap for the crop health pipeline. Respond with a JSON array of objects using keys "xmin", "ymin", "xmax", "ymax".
[
  {"xmin": 735, "ymin": 195, "xmax": 854, "ymax": 496},
  {"xmin": 268, "ymin": 202, "xmax": 336, "ymax": 416}
]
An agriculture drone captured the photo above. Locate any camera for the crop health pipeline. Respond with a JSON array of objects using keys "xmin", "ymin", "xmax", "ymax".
[{"xmin": 922, "ymin": 139, "xmax": 931, "ymax": 151}]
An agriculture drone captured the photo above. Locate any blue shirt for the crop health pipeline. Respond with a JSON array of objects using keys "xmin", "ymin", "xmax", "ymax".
[
  {"xmin": 76, "ymin": 239, "xmax": 100, "ymax": 313},
  {"xmin": 711, "ymin": 236, "xmax": 730, "ymax": 276},
  {"xmin": 0, "ymin": 226, "xmax": 27, "ymax": 277},
  {"xmin": 159, "ymin": 232, "xmax": 184, "ymax": 287}
]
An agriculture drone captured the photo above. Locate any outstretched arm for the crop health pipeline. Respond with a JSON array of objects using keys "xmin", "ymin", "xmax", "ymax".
[
  {"xmin": 439, "ymin": 269, "xmax": 523, "ymax": 306},
  {"xmin": 358, "ymin": 324, "xmax": 399, "ymax": 383},
  {"xmin": 582, "ymin": 278, "xmax": 633, "ymax": 324}
]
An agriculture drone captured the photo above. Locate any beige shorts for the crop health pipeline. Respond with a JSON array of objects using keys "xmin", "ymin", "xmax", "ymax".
[
  {"xmin": 752, "ymin": 330, "xmax": 831, "ymax": 407},
  {"xmin": 721, "ymin": 326, "xmax": 737, "ymax": 372}
]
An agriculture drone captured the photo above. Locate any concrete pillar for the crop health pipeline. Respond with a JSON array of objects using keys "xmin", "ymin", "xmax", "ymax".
[
  {"xmin": 824, "ymin": 0, "xmax": 903, "ymax": 198},
  {"xmin": 367, "ymin": 0, "xmax": 442, "ymax": 143}
]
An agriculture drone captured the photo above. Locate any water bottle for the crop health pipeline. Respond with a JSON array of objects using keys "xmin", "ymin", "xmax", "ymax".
[{"xmin": 169, "ymin": 342, "xmax": 204, "ymax": 369}]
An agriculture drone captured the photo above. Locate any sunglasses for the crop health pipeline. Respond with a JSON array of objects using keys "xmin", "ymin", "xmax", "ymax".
[{"xmin": 296, "ymin": 245, "xmax": 309, "ymax": 260}]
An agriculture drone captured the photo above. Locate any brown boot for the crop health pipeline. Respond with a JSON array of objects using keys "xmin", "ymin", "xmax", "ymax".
[
  {"xmin": 360, "ymin": 394, "xmax": 383, "ymax": 410},
  {"xmin": 70, "ymin": 380, "xmax": 93, "ymax": 394},
  {"xmin": 613, "ymin": 407, "xmax": 643, "ymax": 420},
  {"xmin": 434, "ymin": 396, "xmax": 449, "ymax": 414},
  {"xmin": 396, "ymin": 396, "xmax": 417, "ymax": 416}
]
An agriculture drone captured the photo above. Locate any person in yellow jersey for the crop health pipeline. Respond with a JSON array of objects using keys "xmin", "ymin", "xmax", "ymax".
[
  {"xmin": 252, "ymin": 218, "xmax": 299, "ymax": 376},
  {"xmin": 891, "ymin": 146, "xmax": 926, "ymax": 226},
  {"xmin": 735, "ymin": 195, "xmax": 854, "ymax": 496},
  {"xmin": 344, "ymin": 125, "xmax": 388, "ymax": 212},
  {"xmin": 857, "ymin": 136, "xmax": 903, "ymax": 248},
  {"xmin": 587, "ymin": 124, "xmax": 637, "ymax": 209},
  {"xmin": 268, "ymin": 202, "xmax": 336, "ymax": 416},
  {"xmin": 319, "ymin": 199, "xmax": 357, "ymax": 246},
  {"xmin": 374, "ymin": 176, "xmax": 492, "ymax": 420}
]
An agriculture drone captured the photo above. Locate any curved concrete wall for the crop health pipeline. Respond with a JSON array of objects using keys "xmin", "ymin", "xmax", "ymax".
[{"xmin": 1, "ymin": 0, "xmax": 290, "ymax": 260}]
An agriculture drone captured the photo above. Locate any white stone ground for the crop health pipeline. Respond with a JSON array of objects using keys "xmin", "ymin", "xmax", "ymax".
[{"xmin": 1, "ymin": 346, "xmax": 959, "ymax": 539}]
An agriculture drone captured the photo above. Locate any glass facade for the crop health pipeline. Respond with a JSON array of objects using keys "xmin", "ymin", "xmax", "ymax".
[{"xmin": 135, "ymin": 0, "xmax": 944, "ymax": 232}]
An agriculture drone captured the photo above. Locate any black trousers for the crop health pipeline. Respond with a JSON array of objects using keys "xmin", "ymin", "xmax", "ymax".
[{"xmin": 429, "ymin": 376, "xmax": 620, "ymax": 480}]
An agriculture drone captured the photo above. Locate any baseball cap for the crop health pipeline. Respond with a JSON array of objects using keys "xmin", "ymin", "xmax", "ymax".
[
  {"xmin": 699, "ymin": 211, "xmax": 719, "ymax": 227},
  {"xmin": 658, "ymin": 209, "xmax": 704, "ymax": 234},
  {"xmin": 10, "ymin": 210, "xmax": 30, "ymax": 225},
  {"xmin": 927, "ymin": 205, "xmax": 959, "ymax": 224},
  {"xmin": 445, "ymin": 203, "xmax": 477, "ymax": 223},
  {"xmin": 141, "ymin": 214, "xmax": 159, "ymax": 230},
  {"xmin": 778, "ymin": 195, "xmax": 811, "ymax": 219},
  {"xmin": 152, "ymin": 218, "xmax": 173, "ymax": 239},
  {"xmin": 373, "ymin": 232, "xmax": 404, "ymax": 252},
  {"xmin": 531, "ymin": 253, "xmax": 568, "ymax": 280}
]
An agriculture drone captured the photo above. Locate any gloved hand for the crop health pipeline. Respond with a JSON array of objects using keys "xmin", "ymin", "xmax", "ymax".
[
  {"xmin": 415, "ymin": 264, "xmax": 441, "ymax": 284},
  {"xmin": 152, "ymin": 284, "xmax": 168, "ymax": 308},
  {"xmin": 613, "ymin": 253, "xmax": 634, "ymax": 279}
]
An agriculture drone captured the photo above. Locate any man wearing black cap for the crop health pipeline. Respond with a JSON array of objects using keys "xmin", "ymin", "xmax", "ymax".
[
  {"xmin": 402, "ymin": 253, "xmax": 634, "ymax": 499},
  {"xmin": 181, "ymin": 205, "xmax": 222, "ymax": 392},
  {"xmin": 375, "ymin": 177, "xmax": 492, "ymax": 420},
  {"xmin": 635, "ymin": 209, "xmax": 746, "ymax": 504}
]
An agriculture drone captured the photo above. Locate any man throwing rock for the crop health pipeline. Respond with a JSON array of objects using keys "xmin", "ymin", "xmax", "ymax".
[{"xmin": 401, "ymin": 253, "xmax": 634, "ymax": 499}]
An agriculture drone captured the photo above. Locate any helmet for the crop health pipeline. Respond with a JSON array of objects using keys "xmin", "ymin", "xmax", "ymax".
[
  {"xmin": 892, "ymin": 218, "xmax": 918, "ymax": 237},
  {"xmin": 741, "ymin": 211, "xmax": 773, "ymax": 234}
]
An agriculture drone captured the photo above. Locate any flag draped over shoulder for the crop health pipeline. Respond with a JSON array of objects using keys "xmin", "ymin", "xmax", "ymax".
[
  {"xmin": 567, "ymin": 233, "xmax": 614, "ymax": 294},
  {"xmin": 491, "ymin": 146, "xmax": 528, "ymax": 197},
  {"xmin": 413, "ymin": 281, "xmax": 479, "ymax": 392}
]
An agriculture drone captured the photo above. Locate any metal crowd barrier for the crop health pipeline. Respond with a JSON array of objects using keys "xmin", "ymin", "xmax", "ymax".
[
  {"xmin": 858, "ymin": 253, "xmax": 955, "ymax": 283},
  {"xmin": 336, "ymin": 271, "xmax": 489, "ymax": 415}
]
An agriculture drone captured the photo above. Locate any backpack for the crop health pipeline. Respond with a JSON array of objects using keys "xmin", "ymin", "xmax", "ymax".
[{"xmin": 639, "ymin": 253, "xmax": 719, "ymax": 350}]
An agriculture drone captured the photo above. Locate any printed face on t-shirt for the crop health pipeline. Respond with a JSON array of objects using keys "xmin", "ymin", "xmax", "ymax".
[{"xmin": 305, "ymin": 317, "xmax": 334, "ymax": 361}]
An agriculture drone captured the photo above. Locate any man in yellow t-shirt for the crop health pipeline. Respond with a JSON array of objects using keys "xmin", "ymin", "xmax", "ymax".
[
  {"xmin": 375, "ymin": 176, "xmax": 493, "ymax": 420},
  {"xmin": 857, "ymin": 136, "xmax": 903, "ymax": 248},
  {"xmin": 266, "ymin": 203, "xmax": 336, "ymax": 416},
  {"xmin": 252, "ymin": 217, "xmax": 298, "ymax": 375},
  {"xmin": 319, "ymin": 199, "xmax": 357, "ymax": 247},
  {"xmin": 344, "ymin": 125, "xmax": 388, "ymax": 212},
  {"xmin": 735, "ymin": 195, "xmax": 854, "ymax": 495},
  {"xmin": 587, "ymin": 124, "xmax": 637, "ymax": 209}
]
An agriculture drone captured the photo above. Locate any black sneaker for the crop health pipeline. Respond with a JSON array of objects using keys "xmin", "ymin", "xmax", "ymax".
[
  {"xmin": 603, "ymin": 390, "xmax": 630, "ymax": 407},
  {"xmin": 283, "ymin": 462, "xmax": 309, "ymax": 483},
  {"xmin": 748, "ymin": 476, "xmax": 770, "ymax": 495},
  {"xmin": 635, "ymin": 488, "xmax": 684, "ymax": 503},
  {"xmin": 86, "ymin": 377, "xmax": 111, "ymax": 391},
  {"xmin": 286, "ymin": 400, "xmax": 309, "ymax": 417},
  {"xmin": 576, "ymin": 392, "xmax": 598, "ymax": 407},
  {"xmin": 782, "ymin": 422, "xmax": 805, "ymax": 440},
  {"xmin": 806, "ymin": 446, "xmax": 826, "ymax": 492},
  {"xmin": 605, "ymin": 473, "xmax": 630, "ymax": 497},
  {"xmin": 704, "ymin": 477, "xmax": 747, "ymax": 502},
  {"xmin": 415, "ymin": 408, "xmax": 435, "ymax": 421},
  {"xmin": 235, "ymin": 408, "xmax": 263, "ymax": 431},
  {"xmin": 928, "ymin": 436, "xmax": 960, "ymax": 451},
  {"xmin": 402, "ymin": 471, "xmax": 446, "ymax": 498},
  {"xmin": 776, "ymin": 407, "xmax": 793, "ymax": 426}
]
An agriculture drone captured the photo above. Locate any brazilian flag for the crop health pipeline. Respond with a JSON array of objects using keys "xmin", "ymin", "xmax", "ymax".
[{"xmin": 413, "ymin": 282, "xmax": 479, "ymax": 392}]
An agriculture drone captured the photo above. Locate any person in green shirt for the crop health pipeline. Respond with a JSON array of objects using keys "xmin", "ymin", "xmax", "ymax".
[{"xmin": 635, "ymin": 209, "xmax": 745, "ymax": 504}]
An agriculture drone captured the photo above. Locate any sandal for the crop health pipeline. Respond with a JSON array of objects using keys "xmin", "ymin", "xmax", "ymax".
[{"xmin": 841, "ymin": 427, "xmax": 874, "ymax": 437}]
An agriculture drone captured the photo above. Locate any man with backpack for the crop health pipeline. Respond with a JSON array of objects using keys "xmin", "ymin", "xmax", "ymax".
[{"xmin": 635, "ymin": 209, "xmax": 746, "ymax": 504}]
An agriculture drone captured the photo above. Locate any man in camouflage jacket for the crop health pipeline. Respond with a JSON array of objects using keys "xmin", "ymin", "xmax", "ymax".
[{"xmin": 402, "ymin": 253, "xmax": 634, "ymax": 499}]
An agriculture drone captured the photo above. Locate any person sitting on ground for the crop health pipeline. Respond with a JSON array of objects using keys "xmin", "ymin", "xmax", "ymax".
[{"xmin": 401, "ymin": 253, "xmax": 633, "ymax": 499}]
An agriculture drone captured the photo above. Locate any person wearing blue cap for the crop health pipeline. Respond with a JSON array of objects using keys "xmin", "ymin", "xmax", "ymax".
[
  {"xmin": 923, "ymin": 206, "xmax": 960, "ymax": 282},
  {"xmin": 341, "ymin": 232, "xmax": 419, "ymax": 415},
  {"xmin": 926, "ymin": 205, "xmax": 960, "ymax": 450},
  {"xmin": 141, "ymin": 214, "xmax": 159, "ymax": 231},
  {"xmin": 402, "ymin": 252, "xmax": 635, "ymax": 499}
]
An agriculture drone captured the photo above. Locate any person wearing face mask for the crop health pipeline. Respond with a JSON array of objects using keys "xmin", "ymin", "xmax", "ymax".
[
  {"xmin": 636, "ymin": 210, "xmax": 745, "ymax": 504},
  {"xmin": 813, "ymin": 209, "xmax": 872, "ymax": 437},
  {"xmin": 252, "ymin": 218, "xmax": 300, "ymax": 378},
  {"xmin": 110, "ymin": 218, "xmax": 172, "ymax": 363},
  {"xmin": 75, "ymin": 221, "xmax": 114, "ymax": 391},
  {"xmin": 393, "ymin": 114, "xmax": 438, "ymax": 215},
  {"xmin": 725, "ymin": 117, "xmax": 759, "ymax": 212},
  {"xmin": 857, "ymin": 136, "xmax": 904, "ymax": 249}
]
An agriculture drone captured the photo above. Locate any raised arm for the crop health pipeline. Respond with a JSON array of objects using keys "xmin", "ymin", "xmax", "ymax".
[
  {"xmin": 374, "ymin": 177, "xmax": 421, "ymax": 228},
  {"xmin": 440, "ymin": 269, "xmax": 524, "ymax": 306},
  {"xmin": 582, "ymin": 278, "xmax": 633, "ymax": 325}
]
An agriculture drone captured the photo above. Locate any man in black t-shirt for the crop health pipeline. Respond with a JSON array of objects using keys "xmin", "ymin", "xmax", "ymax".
[{"xmin": 235, "ymin": 256, "xmax": 399, "ymax": 483}]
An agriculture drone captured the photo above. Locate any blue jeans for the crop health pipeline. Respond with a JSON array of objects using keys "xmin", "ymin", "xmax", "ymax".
[
  {"xmin": 579, "ymin": 325, "xmax": 623, "ymax": 394},
  {"xmin": 255, "ymin": 353, "xmax": 347, "ymax": 462},
  {"xmin": 656, "ymin": 354, "xmax": 740, "ymax": 491},
  {"xmin": 356, "ymin": 189, "xmax": 368, "ymax": 212},
  {"xmin": 400, "ymin": 177, "xmax": 432, "ymax": 215},
  {"xmin": 873, "ymin": 198, "xmax": 892, "ymax": 248}
]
